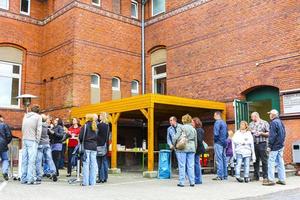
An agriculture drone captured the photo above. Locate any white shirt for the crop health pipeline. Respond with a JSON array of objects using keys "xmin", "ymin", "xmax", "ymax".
[{"xmin": 232, "ymin": 130, "xmax": 256, "ymax": 161}]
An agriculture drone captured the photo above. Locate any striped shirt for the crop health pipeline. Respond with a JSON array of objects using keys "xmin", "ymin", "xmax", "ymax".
[{"xmin": 249, "ymin": 120, "xmax": 270, "ymax": 144}]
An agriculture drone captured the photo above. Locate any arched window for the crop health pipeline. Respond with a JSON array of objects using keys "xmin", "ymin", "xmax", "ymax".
[
  {"xmin": 131, "ymin": 80, "xmax": 139, "ymax": 96},
  {"xmin": 112, "ymin": 77, "xmax": 121, "ymax": 100},
  {"xmin": 90, "ymin": 74, "xmax": 100, "ymax": 103},
  {"xmin": 151, "ymin": 48, "xmax": 167, "ymax": 94},
  {"xmin": 0, "ymin": 46, "xmax": 23, "ymax": 108}
]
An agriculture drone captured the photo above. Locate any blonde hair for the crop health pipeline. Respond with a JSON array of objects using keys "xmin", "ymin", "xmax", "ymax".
[
  {"xmin": 85, "ymin": 114, "xmax": 97, "ymax": 132},
  {"xmin": 100, "ymin": 112, "xmax": 110, "ymax": 124},
  {"xmin": 182, "ymin": 114, "xmax": 192, "ymax": 124},
  {"xmin": 239, "ymin": 121, "xmax": 249, "ymax": 131}
]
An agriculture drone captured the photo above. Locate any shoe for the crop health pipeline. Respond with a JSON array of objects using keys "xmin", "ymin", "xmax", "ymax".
[
  {"xmin": 236, "ymin": 177, "xmax": 244, "ymax": 183},
  {"xmin": 276, "ymin": 180, "xmax": 286, "ymax": 185},
  {"xmin": 27, "ymin": 181, "xmax": 41, "ymax": 185},
  {"xmin": 36, "ymin": 178, "xmax": 42, "ymax": 182},
  {"xmin": 52, "ymin": 174, "xmax": 58, "ymax": 182},
  {"xmin": 212, "ymin": 177, "xmax": 223, "ymax": 181},
  {"xmin": 244, "ymin": 177, "xmax": 250, "ymax": 183},
  {"xmin": 262, "ymin": 178, "xmax": 268, "ymax": 184},
  {"xmin": 66, "ymin": 174, "xmax": 71, "ymax": 177},
  {"xmin": 177, "ymin": 184, "xmax": 184, "ymax": 187},
  {"xmin": 190, "ymin": 184, "xmax": 195, "ymax": 187},
  {"xmin": 96, "ymin": 180, "xmax": 102, "ymax": 183},
  {"xmin": 230, "ymin": 168, "xmax": 235, "ymax": 177},
  {"xmin": 3, "ymin": 173, "xmax": 9, "ymax": 181},
  {"xmin": 262, "ymin": 180, "xmax": 276, "ymax": 186}
]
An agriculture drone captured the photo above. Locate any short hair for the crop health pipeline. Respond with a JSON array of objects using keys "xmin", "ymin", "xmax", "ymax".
[
  {"xmin": 31, "ymin": 105, "xmax": 40, "ymax": 114},
  {"xmin": 192, "ymin": 117, "xmax": 202, "ymax": 128},
  {"xmin": 55, "ymin": 117, "xmax": 64, "ymax": 127},
  {"xmin": 251, "ymin": 112, "xmax": 260, "ymax": 117},
  {"xmin": 169, "ymin": 116, "xmax": 177, "ymax": 121},
  {"xmin": 214, "ymin": 111, "xmax": 222, "ymax": 117},
  {"xmin": 182, "ymin": 114, "xmax": 192, "ymax": 124}
]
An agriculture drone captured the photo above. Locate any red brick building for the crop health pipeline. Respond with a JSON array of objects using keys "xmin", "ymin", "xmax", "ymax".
[{"xmin": 0, "ymin": 0, "xmax": 299, "ymax": 163}]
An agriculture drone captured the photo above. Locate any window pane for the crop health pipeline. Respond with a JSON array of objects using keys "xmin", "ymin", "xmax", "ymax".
[
  {"xmin": 153, "ymin": 0, "xmax": 165, "ymax": 16},
  {"xmin": 112, "ymin": 78, "xmax": 119, "ymax": 88},
  {"xmin": 92, "ymin": 0, "xmax": 100, "ymax": 5},
  {"xmin": 0, "ymin": 76, "xmax": 13, "ymax": 107},
  {"xmin": 131, "ymin": 81, "xmax": 138, "ymax": 91},
  {"xmin": 154, "ymin": 65, "xmax": 166, "ymax": 75},
  {"xmin": 0, "ymin": 0, "xmax": 8, "ymax": 9},
  {"xmin": 154, "ymin": 77, "xmax": 166, "ymax": 94},
  {"xmin": 13, "ymin": 65, "xmax": 20, "ymax": 74},
  {"xmin": 0, "ymin": 63, "xmax": 13, "ymax": 75},
  {"xmin": 131, "ymin": 2, "xmax": 137, "ymax": 18},
  {"xmin": 11, "ymin": 78, "xmax": 19, "ymax": 105},
  {"xmin": 91, "ymin": 75, "xmax": 99, "ymax": 86},
  {"xmin": 21, "ymin": 0, "xmax": 29, "ymax": 13}
]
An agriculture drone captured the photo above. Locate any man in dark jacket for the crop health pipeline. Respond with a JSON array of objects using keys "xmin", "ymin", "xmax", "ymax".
[
  {"xmin": 263, "ymin": 109, "xmax": 286, "ymax": 186},
  {"xmin": 0, "ymin": 115, "xmax": 12, "ymax": 181},
  {"xmin": 212, "ymin": 111, "xmax": 228, "ymax": 181}
]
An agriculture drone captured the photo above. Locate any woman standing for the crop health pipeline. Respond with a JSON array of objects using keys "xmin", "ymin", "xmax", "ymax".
[
  {"xmin": 79, "ymin": 114, "xmax": 98, "ymax": 186},
  {"xmin": 192, "ymin": 117, "xmax": 205, "ymax": 185},
  {"xmin": 96, "ymin": 112, "xmax": 110, "ymax": 183},
  {"xmin": 66, "ymin": 118, "xmax": 81, "ymax": 177},
  {"xmin": 173, "ymin": 114, "xmax": 197, "ymax": 187},
  {"xmin": 49, "ymin": 118, "xmax": 65, "ymax": 177},
  {"xmin": 232, "ymin": 121, "xmax": 256, "ymax": 183}
]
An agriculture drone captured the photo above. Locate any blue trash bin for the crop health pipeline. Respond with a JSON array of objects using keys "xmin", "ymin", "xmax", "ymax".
[{"xmin": 158, "ymin": 150, "xmax": 171, "ymax": 179}]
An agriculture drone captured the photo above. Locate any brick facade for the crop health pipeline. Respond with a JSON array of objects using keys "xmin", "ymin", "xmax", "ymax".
[{"xmin": 0, "ymin": 0, "xmax": 299, "ymax": 163}]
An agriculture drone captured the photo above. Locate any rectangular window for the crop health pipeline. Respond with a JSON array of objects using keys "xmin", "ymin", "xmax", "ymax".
[
  {"xmin": 92, "ymin": 0, "xmax": 100, "ymax": 6},
  {"xmin": 0, "ymin": 62, "xmax": 21, "ymax": 108},
  {"xmin": 20, "ymin": 0, "xmax": 30, "ymax": 15},
  {"xmin": 152, "ymin": 0, "xmax": 165, "ymax": 16},
  {"xmin": 0, "ymin": 0, "xmax": 9, "ymax": 10},
  {"xmin": 152, "ymin": 63, "xmax": 167, "ymax": 95},
  {"xmin": 131, "ymin": 0, "xmax": 138, "ymax": 19}
]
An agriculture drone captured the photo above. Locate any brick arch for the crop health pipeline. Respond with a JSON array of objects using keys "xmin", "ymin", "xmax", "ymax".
[
  {"xmin": 0, "ymin": 42, "xmax": 27, "ymax": 52},
  {"xmin": 147, "ymin": 45, "xmax": 166, "ymax": 54},
  {"xmin": 239, "ymin": 79, "xmax": 280, "ymax": 96}
]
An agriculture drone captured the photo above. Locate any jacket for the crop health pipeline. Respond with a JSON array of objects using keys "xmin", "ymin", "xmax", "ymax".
[
  {"xmin": 39, "ymin": 122, "xmax": 50, "ymax": 145},
  {"xmin": 173, "ymin": 123, "xmax": 197, "ymax": 153},
  {"xmin": 22, "ymin": 112, "xmax": 42, "ymax": 143},
  {"xmin": 232, "ymin": 130, "xmax": 256, "ymax": 161},
  {"xmin": 0, "ymin": 122, "xmax": 12, "ymax": 152},
  {"xmin": 96, "ymin": 122, "xmax": 109, "ymax": 147},
  {"xmin": 167, "ymin": 123, "xmax": 181, "ymax": 148},
  {"xmin": 49, "ymin": 125, "xmax": 64, "ymax": 144},
  {"xmin": 225, "ymin": 138, "xmax": 233, "ymax": 157},
  {"xmin": 79, "ymin": 122, "xmax": 98, "ymax": 151},
  {"xmin": 68, "ymin": 126, "xmax": 81, "ymax": 148},
  {"xmin": 195, "ymin": 127, "xmax": 205, "ymax": 155},
  {"xmin": 214, "ymin": 119, "xmax": 228, "ymax": 147},
  {"xmin": 269, "ymin": 117, "xmax": 286, "ymax": 151}
]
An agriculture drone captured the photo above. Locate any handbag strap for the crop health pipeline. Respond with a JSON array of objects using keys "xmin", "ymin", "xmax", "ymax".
[{"xmin": 82, "ymin": 124, "xmax": 87, "ymax": 150}]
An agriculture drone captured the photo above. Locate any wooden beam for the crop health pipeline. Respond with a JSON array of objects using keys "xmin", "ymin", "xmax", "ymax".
[
  {"xmin": 140, "ymin": 108, "xmax": 149, "ymax": 120},
  {"xmin": 147, "ymin": 107, "xmax": 154, "ymax": 171},
  {"xmin": 111, "ymin": 112, "xmax": 120, "ymax": 169}
]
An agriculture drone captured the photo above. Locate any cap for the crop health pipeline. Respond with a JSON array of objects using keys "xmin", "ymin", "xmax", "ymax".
[{"xmin": 268, "ymin": 109, "xmax": 279, "ymax": 115}]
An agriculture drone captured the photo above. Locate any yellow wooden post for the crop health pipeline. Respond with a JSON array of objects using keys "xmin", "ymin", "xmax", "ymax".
[
  {"xmin": 111, "ymin": 112, "xmax": 120, "ymax": 169},
  {"xmin": 147, "ymin": 107, "xmax": 154, "ymax": 171}
]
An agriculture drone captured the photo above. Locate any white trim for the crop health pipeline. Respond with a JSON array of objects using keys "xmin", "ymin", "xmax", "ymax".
[
  {"xmin": 0, "ymin": 0, "xmax": 9, "ymax": 10},
  {"xmin": 131, "ymin": 0, "xmax": 138, "ymax": 19},
  {"xmin": 131, "ymin": 80, "xmax": 139, "ymax": 94},
  {"xmin": 152, "ymin": 63, "xmax": 166, "ymax": 93},
  {"xmin": 151, "ymin": 0, "xmax": 165, "ymax": 17},
  {"xmin": 112, "ymin": 77, "xmax": 120, "ymax": 91},
  {"xmin": 20, "ymin": 0, "xmax": 30, "ymax": 16},
  {"xmin": 90, "ymin": 74, "xmax": 100, "ymax": 88},
  {"xmin": 0, "ymin": 61, "xmax": 22, "ymax": 109},
  {"xmin": 91, "ymin": 0, "xmax": 100, "ymax": 7}
]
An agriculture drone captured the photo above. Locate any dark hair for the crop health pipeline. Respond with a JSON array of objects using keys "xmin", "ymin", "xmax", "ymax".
[
  {"xmin": 169, "ymin": 116, "xmax": 177, "ymax": 121},
  {"xmin": 31, "ymin": 105, "xmax": 40, "ymax": 114},
  {"xmin": 214, "ymin": 111, "xmax": 222, "ymax": 117},
  {"xmin": 56, "ymin": 118, "xmax": 64, "ymax": 127},
  {"xmin": 72, "ymin": 118, "xmax": 81, "ymax": 126},
  {"xmin": 192, "ymin": 117, "xmax": 202, "ymax": 128}
]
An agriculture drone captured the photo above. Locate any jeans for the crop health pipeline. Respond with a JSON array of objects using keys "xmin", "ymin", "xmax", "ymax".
[
  {"xmin": 268, "ymin": 148, "xmax": 286, "ymax": 182},
  {"xmin": 0, "ymin": 151, "xmax": 9, "ymax": 174},
  {"xmin": 67, "ymin": 147, "xmax": 75, "ymax": 174},
  {"xmin": 52, "ymin": 150, "xmax": 61, "ymax": 176},
  {"xmin": 36, "ymin": 144, "xmax": 56, "ymax": 179},
  {"xmin": 21, "ymin": 140, "xmax": 38, "ymax": 183},
  {"xmin": 97, "ymin": 155, "xmax": 108, "ymax": 181},
  {"xmin": 254, "ymin": 142, "xmax": 268, "ymax": 179},
  {"xmin": 194, "ymin": 154, "xmax": 202, "ymax": 184},
  {"xmin": 176, "ymin": 152, "xmax": 195, "ymax": 185},
  {"xmin": 235, "ymin": 154, "xmax": 250, "ymax": 178},
  {"xmin": 226, "ymin": 156, "xmax": 234, "ymax": 168},
  {"xmin": 214, "ymin": 143, "xmax": 227, "ymax": 179},
  {"xmin": 82, "ymin": 150, "xmax": 97, "ymax": 186}
]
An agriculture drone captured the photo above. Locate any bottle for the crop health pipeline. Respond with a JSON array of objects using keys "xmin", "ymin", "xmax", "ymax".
[{"xmin": 142, "ymin": 139, "xmax": 147, "ymax": 151}]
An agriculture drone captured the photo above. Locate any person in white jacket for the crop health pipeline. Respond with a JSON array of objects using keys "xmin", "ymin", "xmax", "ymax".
[{"xmin": 232, "ymin": 121, "xmax": 256, "ymax": 183}]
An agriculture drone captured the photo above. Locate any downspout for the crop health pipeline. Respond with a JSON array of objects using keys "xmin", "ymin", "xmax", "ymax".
[{"xmin": 141, "ymin": 0, "xmax": 148, "ymax": 94}]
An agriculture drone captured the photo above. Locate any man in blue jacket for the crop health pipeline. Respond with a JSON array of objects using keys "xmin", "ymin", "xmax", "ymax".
[
  {"xmin": 212, "ymin": 111, "xmax": 228, "ymax": 180},
  {"xmin": 263, "ymin": 109, "xmax": 286, "ymax": 186},
  {"xmin": 0, "ymin": 115, "xmax": 12, "ymax": 181}
]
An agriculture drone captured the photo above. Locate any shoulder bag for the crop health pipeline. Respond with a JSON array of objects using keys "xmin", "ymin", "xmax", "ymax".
[
  {"xmin": 176, "ymin": 126, "xmax": 188, "ymax": 150},
  {"xmin": 96, "ymin": 124, "xmax": 110, "ymax": 157}
]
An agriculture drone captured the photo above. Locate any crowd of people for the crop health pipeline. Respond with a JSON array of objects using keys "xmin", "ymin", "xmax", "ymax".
[
  {"xmin": 0, "ymin": 105, "xmax": 287, "ymax": 187},
  {"xmin": 168, "ymin": 109, "xmax": 287, "ymax": 187}
]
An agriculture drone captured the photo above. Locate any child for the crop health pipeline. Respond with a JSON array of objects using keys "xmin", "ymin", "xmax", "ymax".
[{"xmin": 226, "ymin": 130, "xmax": 234, "ymax": 176}]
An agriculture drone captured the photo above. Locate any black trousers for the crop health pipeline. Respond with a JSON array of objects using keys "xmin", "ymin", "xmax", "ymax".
[
  {"xmin": 67, "ymin": 147, "xmax": 75, "ymax": 174},
  {"xmin": 254, "ymin": 142, "xmax": 268, "ymax": 179},
  {"xmin": 52, "ymin": 150, "xmax": 61, "ymax": 176}
]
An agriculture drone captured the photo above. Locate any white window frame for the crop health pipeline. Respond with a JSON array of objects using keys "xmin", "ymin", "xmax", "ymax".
[
  {"xmin": 152, "ymin": 63, "xmax": 166, "ymax": 93},
  {"xmin": 131, "ymin": 0, "xmax": 138, "ymax": 19},
  {"xmin": 90, "ymin": 74, "xmax": 100, "ymax": 88},
  {"xmin": 91, "ymin": 0, "xmax": 100, "ymax": 7},
  {"xmin": 0, "ymin": 61, "xmax": 22, "ymax": 109},
  {"xmin": 151, "ymin": 0, "xmax": 165, "ymax": 17},
  {"xmin": 112, "ymin": 77, "xmax": 120, "ymax": 91},
  {"xmin": 131, "ymin": 80, "xmax": 139, "ymax": 94},
  {"xmin": 0, "ymin": 0, "xmax": 9, "ymax": 10},
  {"xmin": 20, "ymin": 0, "xmax": 30, "ymax": 16}
]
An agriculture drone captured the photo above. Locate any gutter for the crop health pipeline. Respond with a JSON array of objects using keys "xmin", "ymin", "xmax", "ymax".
[{"xmin": 141, "ymin": 0, "xmax": 148, "ymax": 94}]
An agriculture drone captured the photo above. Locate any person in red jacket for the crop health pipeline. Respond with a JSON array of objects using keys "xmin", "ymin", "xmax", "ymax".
[{"xmin": 66, "ymin": 118, "xmax": 81, "ymax": 177}]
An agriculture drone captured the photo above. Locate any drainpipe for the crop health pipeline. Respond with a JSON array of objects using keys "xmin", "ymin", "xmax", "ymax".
[{"xmin": 141, "ymin": 0, "xmax": 148, "ymax": 94}]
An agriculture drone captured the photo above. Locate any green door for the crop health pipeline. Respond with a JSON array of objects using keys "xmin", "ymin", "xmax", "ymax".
[{"xmin": 234, "ymin": 99, "xmax": 249, "ymax": 131}]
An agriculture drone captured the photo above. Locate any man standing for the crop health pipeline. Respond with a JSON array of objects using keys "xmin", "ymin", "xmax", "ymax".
[
  {"xmin": 212, "ymin": 111, "xmax": 228, "ymax": 180},
  {"xmin": 167, "ymin": 116, "xmax": 180, "ymax": 168},
  {"xmin": 249, "ymin": 112, "xmax": 269, "ymax": 183},
  {"xmin": 263, "ymin": 109, "xmax": 286, "ymax": 186},
  {"xmin": 0, "ymin": 115, "xmax": 12, "ymax": 181},
  {"xmin": 21, "ymin": 105, "xmax": 42, "ymax": 185}
]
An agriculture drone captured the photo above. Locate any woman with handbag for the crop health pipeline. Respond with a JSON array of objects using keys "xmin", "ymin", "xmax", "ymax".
[
  {"xmin": 79, "ymin": 114, "xmax": 98, "ymax": 186},
  {"xmin": 96, "ymin": 112, "xmax": 110, "ymax": 183},
  {"xmin": 173, "ymin": 114, "xmax": 197, "ymax": 187}
]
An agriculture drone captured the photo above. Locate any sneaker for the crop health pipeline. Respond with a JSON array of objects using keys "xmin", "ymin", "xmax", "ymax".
[
  {"xmin": 36, "ymin": 178, "xmax": 42, "ymax": 182},
  {"xmin": 190, "ymin": 184, "xmax": 195, "ymax": 187},
  {"xmin": 262, "ymin": 180, "xmax": 275, "ymax": 186},
  {"xmin": 3, "ymin": 173, "xmax": 9, "ymax": 181},
  {"xmin": 66, "ymin": 174, "xmax": 71, "ymax": 177},
  {"xmin": 212, "ymin": 177, "xmax": 223, "ymax": 181},
  {"xmin": 177, "ymin": 184, "xmax": 184, "ymax": 187},
  {"xmin": 276, "ymin": 180, "xmax": 286, "ymax": 185},
  {"xmin": 244, "ymin": 177, "xmax": 250, "ymax": 183},
  {"xmin": 262, "ymin": 179, "xmax": 268, "ymax": 184},
  {"xmin": 52, "ymin": 174, "xmax": 58, "ymax": 182},
  {"xmin": 27, "ymin": 181, "xmax": 41, "ymax": 185},
  {"xmin": 236, "ymin": 177, "xmax": 244, "ymax": 183}
]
